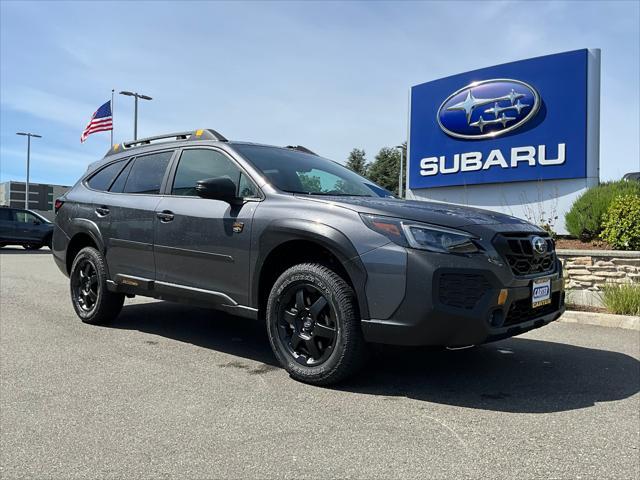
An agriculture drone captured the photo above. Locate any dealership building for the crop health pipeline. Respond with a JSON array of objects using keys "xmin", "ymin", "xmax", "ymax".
[
  {"xmin": 0, "ymin": 181, "xmax": 70, "ymax": 212},
  {"xmin": 406, "ymin": 49, "xmax": 600, "ymax": 234}
]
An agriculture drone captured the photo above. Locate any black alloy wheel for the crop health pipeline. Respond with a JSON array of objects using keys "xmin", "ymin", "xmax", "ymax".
[
  {"xmin": 277, "ymin": 283, "xmax": 338, "ymax": 366},
  {"xmin": 71, "ymin": 258, "xmax": 99, "ymax": 313},
  {"xmin": 69, "ymin": 246, "xmax": 124, "ymax": 324},
  {"xmin": 266, "ymin": 263, "xmax": 367, "ymax": 385}
]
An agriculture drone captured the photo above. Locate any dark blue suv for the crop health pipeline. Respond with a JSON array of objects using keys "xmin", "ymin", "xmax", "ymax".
[{"xmin": 0, "ymin": 206, "xmax": 53, "ymax": 250}]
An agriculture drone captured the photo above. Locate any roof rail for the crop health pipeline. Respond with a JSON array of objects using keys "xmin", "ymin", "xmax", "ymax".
[
  {"xmin": 106, "ymin": 129, "xmax": 227, "ymax": 156},
  {"xmin": 285, "ymin": 145, "xmax": 318, "ymax": 156}
]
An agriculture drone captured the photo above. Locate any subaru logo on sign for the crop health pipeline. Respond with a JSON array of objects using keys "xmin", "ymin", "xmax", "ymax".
[
  {"xmin": 531, "ymin": 236, "xmax": 548, "ymax": 255},
  {"xmin": 437, "ymin": 79, "xmax": 540, "ymax": 140}
]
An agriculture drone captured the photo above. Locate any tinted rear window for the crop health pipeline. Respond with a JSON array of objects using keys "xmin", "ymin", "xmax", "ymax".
[
  {"xmin": 86, "ymin": 159, "xmax": 127, "ymax": 191},
  {"xmin": 122, "ymin": 151, "xmax": 173, "ymax": 194}
]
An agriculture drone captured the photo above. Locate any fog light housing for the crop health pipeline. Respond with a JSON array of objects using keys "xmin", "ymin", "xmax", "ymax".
[{"xmin": 489, "ymin": 310, "xmax": 505, "ymax": 328}]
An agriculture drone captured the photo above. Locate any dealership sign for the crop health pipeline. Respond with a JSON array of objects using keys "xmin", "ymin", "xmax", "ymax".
[{"xmin": 408, "ymin": 50, "xmax": 590, "ymax": 189}]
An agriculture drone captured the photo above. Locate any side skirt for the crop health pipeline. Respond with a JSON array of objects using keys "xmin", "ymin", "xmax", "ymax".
[{"xmin": 107, "ymin": 274, "xmax": 259, "ymax": 320}]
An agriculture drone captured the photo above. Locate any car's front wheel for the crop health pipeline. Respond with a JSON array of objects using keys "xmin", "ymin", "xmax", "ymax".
[
  {"xmin": 70, "ymin": 246, "xmax": 124, "ymax": 324},
  {"xmin": 266, "ymin": 263, "xmax": 367, "ymax": 385}
]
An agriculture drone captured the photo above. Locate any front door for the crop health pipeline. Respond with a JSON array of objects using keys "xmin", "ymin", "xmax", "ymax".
[
  {"xmin": 153, "ymin": 147, "xmax": 260, "ymax": 306},
  {"xmin": 14, "ymin": 210, "xmax": 48, "ymax": 243}
]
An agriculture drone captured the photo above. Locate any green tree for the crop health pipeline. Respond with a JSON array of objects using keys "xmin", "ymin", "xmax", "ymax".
[
  {"xmin": 298, "ymin": 173, "xmax": 321, "ymax": 193},
  {"xmin": 367, "ymin": 147, "xmax": 402, "ymax": 195},
  {"xmin": 346, "ymin": 148, "xmax": 368, "ymax": 176}
]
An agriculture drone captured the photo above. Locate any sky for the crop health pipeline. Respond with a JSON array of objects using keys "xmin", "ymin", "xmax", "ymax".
[{"xmin": 1, "ymin": 0, "xmax": 639, "ymax": 186}]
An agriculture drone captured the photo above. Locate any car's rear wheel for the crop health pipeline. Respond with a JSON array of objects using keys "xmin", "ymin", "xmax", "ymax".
[
  {"xmin": 23, "ymin": 243, "xmax": 43, "ymax": 250},
  {"xmin": 70, "ymin": 246, "xmax": 124, "ymax": 324},
  {"xmin": 266, "ymin": 263, "xmax": 367, "ymax": 385}
]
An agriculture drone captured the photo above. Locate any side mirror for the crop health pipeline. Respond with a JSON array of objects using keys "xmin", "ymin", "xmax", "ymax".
[
  {"xmin": 195, "ymin": 177, "xmax": 241, "ymax": 204},
  {"xmin": 32, "ymin": 220, "xmax": 41, "ymax": 225}
]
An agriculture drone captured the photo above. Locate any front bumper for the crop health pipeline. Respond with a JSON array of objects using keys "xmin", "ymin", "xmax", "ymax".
[{"xmin": 360, "ymin": 248, "xmax": 565, "ymax": 347}]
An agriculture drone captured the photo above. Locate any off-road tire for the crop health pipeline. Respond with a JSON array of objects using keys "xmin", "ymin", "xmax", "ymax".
[
  {"xmin": 70, "ymin": 246, "xmax": 124, "ymax": 324},
  {"xmin": 266, "ymin": 263, "xmax": 367, "ymax": 385}
]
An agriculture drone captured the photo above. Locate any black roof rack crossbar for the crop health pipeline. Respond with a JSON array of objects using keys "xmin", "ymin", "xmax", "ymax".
[{"xmin": 106, "ymin": 129, "xmax": 227, "ymax": 156}]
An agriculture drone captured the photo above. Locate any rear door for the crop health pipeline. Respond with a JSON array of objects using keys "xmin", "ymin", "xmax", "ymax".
[
  {"xmin": 79, "ymin": 157, "xmax": 132, "ymax": 261},
  {"xmin": 153, "ymin": 147, "xmax": 260, "ymax": 306},
  {"xmin": 105, "ymin": 150, "xmax": 174, "ymax": 280}
]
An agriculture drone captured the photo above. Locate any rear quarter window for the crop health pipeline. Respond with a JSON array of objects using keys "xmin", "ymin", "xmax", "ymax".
[{"xmin": 86, "ymin": 159, "xmax": 128, "ymax": 191}]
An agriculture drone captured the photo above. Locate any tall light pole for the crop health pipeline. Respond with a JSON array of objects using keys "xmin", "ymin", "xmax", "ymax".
[
  {"xmin": 394, "ymin": 144, "xmax": 406, "ymax": 199},
  {"xmin": 16, "ymin": 132, "xmax": 42, "ymax": 209},
  {"xmin": 119, "ymin": 91, "xmax": 152, "ymax": 140}
]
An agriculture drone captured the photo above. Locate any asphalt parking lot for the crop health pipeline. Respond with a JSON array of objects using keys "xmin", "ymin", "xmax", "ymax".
[{"xmin": 1, "ymin": 248, "xmax": 639, "ymax": 479}]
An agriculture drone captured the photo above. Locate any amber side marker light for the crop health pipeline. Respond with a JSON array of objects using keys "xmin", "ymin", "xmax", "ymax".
[{"xmin": 497, "ymin": 289, "xmax": 509, "ymax": 306}]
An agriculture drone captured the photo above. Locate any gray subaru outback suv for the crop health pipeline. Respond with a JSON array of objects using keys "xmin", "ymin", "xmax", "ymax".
[{"xmin": 53, "ymin": 129, "xmax": 565, "ymax": 384}]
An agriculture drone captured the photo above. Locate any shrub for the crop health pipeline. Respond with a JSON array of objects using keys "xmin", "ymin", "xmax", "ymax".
[
  {"xmin": 565, "ymin": 180, "xmax": 640, "ymax": 241},
  {"xmin": 600, "ymin": 283, "xmax": 640, "ymax": 316},
  {"xmin": 600, "ymin": 194, "xmax": 640, "ymax": 250}
]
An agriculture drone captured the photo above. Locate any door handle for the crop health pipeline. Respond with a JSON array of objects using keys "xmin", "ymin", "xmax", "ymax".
[
  {"xmin": 156, "ymin": 210, "xmax": 175, "ymax": 222},
  {"xmin": 95, "ymin": 206, "xmax": 110, "ymax": 217}
]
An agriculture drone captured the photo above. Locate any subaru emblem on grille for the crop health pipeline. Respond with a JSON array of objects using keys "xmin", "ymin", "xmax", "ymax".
[{"xmin": 532, "ymin": 236, "xmax": 547, "ymax": 255}]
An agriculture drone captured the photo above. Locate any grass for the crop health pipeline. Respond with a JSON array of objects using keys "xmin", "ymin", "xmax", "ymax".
[{"xmin": 600, "ymin": 283, "xmax": 640, "ymax": 316}]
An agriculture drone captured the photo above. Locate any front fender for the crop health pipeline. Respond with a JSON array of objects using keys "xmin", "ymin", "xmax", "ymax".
[{"xmin": 252, "ymin": 218, "xmax": 370, "ymax": 319}]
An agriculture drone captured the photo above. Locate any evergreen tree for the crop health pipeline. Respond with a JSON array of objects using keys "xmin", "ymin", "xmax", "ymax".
[
  {"xmin": 345, "ymin": 148, "xmax": 368, "ymax": 176},
  {"xmin": 367, "ymin": 147, "xmax": 402, "ymax": 195}
]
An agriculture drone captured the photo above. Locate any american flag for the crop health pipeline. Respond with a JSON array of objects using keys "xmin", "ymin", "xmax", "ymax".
[{"xmin": 80, "ymin": 100, "xmax": 113, "ymax": 143}]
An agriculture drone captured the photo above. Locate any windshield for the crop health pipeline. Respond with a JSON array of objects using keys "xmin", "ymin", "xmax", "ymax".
[
  {"xmin": 233, "ymin": 144, "xmax": 393, "ymax": 197},
  {"xmin": 30, "ymin": 211, "xmax": 51, "ymax": 223}
]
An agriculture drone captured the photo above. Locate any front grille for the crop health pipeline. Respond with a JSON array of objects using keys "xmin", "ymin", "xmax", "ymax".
[
  {"xmin": 504, "ymin": 292, "xmax": 561, "ymax": 327},
  {"xmin": 493, "ymin": 233, "xmax": 556, "ymax": 277},
  {"xmin": 438, "ymin": 273, "xmax": 491, "ymax": 310}
]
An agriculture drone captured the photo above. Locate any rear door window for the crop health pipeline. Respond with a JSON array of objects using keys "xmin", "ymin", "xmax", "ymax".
[
  {"xmin": 122, "ymin": 151, "xmax": 173, "ymax": 195},
  {"xmin": 109, "ymin": 159, "xmax": 133, "ymax": 193},
  {"xmin": 86, "ymin": 159, "xmax": 128, "ymax": 191}
]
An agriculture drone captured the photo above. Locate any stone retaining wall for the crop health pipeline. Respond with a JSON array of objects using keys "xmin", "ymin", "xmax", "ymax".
[{"xmin": 556, "ymin": 250, "xmax": 640, "ymax": 291}]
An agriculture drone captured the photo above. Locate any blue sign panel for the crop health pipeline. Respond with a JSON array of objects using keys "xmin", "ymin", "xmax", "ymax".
[{"xmin": 409, "ymin": 49, "xmax": 588, "ymax": 189}]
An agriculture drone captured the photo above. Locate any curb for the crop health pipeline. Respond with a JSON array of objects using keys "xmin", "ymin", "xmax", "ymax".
[
  {"xmin": 559, "ymin": 310, "xmax": 640, "ymax": 330},
  {"xmin": 556, "ymin": 249, "xmax": 640, "ymax": 258}
]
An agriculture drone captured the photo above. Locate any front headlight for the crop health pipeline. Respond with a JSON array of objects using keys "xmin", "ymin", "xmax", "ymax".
[{"xmin": 360, "ymin": 214, "xmax": 480, "ymax": 254}]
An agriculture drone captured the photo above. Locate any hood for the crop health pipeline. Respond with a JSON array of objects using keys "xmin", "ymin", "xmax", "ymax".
[{"xmin": 296, "ymin": 195, "xmax": 536, "ymax": 229}]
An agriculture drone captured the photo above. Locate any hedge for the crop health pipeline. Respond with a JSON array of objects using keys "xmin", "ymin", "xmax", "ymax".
[{"xmin": 565, "ymin": 180, "xmax": 640, "ymax": 241}]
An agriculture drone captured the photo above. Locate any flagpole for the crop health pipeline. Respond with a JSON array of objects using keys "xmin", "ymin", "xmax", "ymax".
[{"xmin": 110, "ymin": 89, "xmax": 114, "ymax": 147}]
